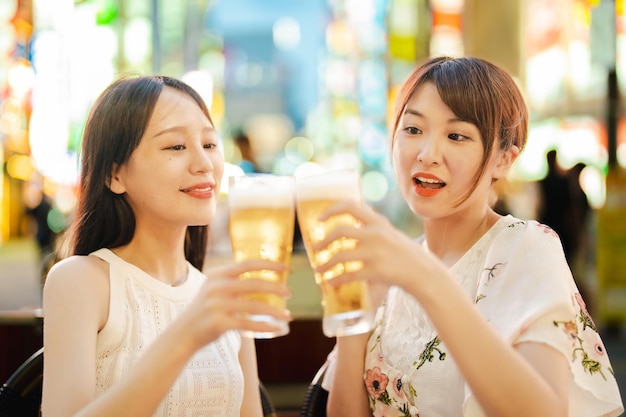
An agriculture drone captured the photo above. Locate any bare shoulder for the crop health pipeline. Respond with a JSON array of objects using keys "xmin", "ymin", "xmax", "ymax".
[
  {"xmin": 44, "ymin": 254, "xmax": 110, "ymax": 331},
  {"xmin": 45, "ymin": 254, "xmax": 109, "ymax": 292}
]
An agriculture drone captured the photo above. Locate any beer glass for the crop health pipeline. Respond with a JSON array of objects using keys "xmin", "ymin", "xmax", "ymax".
[
  {"xmin": 228, "ymin": 174, "xmax": 295, "ymax": 338},
  {"xmin": 295, "ymin": 170, "xmax": 373, "ymax": 337}
]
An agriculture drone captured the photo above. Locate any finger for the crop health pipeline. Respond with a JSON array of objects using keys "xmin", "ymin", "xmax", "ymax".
[
  {"xmin": 313, "ymin": 248, "xmax": 363, "ymax": 277},
  {"xmin": 311, "ymin": 224, "xmax": 363, "ymax": 253}
]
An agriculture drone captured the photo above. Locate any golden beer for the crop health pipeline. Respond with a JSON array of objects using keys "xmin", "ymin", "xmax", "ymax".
[
  {"xmin": 295, "ymin": 171, "xmax": 373, "ymax": 337},
  {"xmin": 228, "ymin": 175, "xmax": 295, "ymax": 338}
]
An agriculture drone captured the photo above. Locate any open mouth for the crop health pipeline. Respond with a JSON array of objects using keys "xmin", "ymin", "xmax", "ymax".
[
  {"xmin": 414, "ymin": 176, "xmax": 445, "ymax": 190},
  {"xmin": 181, "ymin": 186, "xmax": 212, "ymax": 193}
]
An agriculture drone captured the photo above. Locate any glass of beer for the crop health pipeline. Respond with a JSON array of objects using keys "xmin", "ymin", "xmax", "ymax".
[
  {"xmin": 228, "ymin": 174, "xmax": 295, "ymax": 338},
  {"xmin": 295, "ymin": 170, "xmax": 373, "ymax": 337}
]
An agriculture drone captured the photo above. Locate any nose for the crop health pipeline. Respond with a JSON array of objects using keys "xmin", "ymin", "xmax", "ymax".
[
  {"xmin": 417, "ymin": 135, "xmax": 441, "ymax": 165},
  {"xmin": 190, "ymin": 144, "xmax": 214, "ymax": 174}
]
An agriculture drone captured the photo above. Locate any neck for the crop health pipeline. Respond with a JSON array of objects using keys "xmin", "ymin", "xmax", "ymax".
[
  {"xmin": 422, "ymin": 209, "xmax": 501, "ymax": 267},
  {"xmin": 112, "ymin": 225, "xmax": 190, "ymax": 286}
]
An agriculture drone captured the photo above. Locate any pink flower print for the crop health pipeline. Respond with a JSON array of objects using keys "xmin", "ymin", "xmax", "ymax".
[
  {"xmin": 391, "ymin": 373, "xmax": 406, "ymax": 400},
  {"xmin": 594, "ymin": 343, "xmax": 605, "ymax": 356},
  {"xmin": 562, "ymin": 321, "xmax": 579, "ymax": 342},
  {"xmin": 574, "ymin": 292, "xmax": 596, "ymax": 330},
  {"xmin": 538, "ymin": 223, "xmax": 558, "ymax": 238},
  {"xmin": 365, "ymin": 367, "xmax": 389, "ymax": 399}
]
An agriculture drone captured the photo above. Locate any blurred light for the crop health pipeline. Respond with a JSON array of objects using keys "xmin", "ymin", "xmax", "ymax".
[
  {"xmin": 618, "ymin": 143, "xmax": 626, "ymax": 168},
  {"xmin": 355, "ymin": 22, "xmax": 387, "ymax": 55},
  {"xmin": 0, "ymin": 26, "xmax": 15, "ymax": 64},
  {"xmin": 388, "ymin": 1, "xmax": 418, "ymax": 36},
  {"xmin": 358, "ymin": 59, "xmax": 388, "ymax": 117},
  {"xmin": 326, "ymin": 21, "xmax": 357, "ymax": 55},
  {"xmin": 273, "ymin": 16, "xmax": 300, "ymax": 51},
  {"xmin": 235, "ymin": 62, "xmax": 264, "ymax": 87},
  {"xmin": 346, "ymin": 0, "xmax": 375, "ymax": 24},
  {"xmin": 362, "ymin": 170, "xmax": 388, "ymax": 202},
  {"xmin": 285, "ymin": 136, "xmax": 315, "ymax": 164},
  {"xmin": 182, "ymin": 70, "xmax": 214, "ymax": 110},
  {"xmin": 53, "ymin": 185, "xmax": 77, "ymax": 214},
  {"xmin": 6, "ymin": 154, "xmax": 36, "ymax": 181},
  {"xmin": 430, "ymin": 26, "xmax": 463, "ymax": 57},
  {"xmin": 526, "ymin": 47, "xmax": 567, "ymax": 110},
  {"xmin": 123, "ymin": 17, "xmax": 151, "ymax": 65},
  {"xmin": 358, "ymin": 122, "xmax": 387, "ymax": 166},
  {"xmin": 47, "ymin": 207, "xmax": 67, "ymax": 233},
  {"xmin": 0, "ymin": 1, "xmax": 17, "ymax": 22},
  {"xmin": 430, "ymin": 0, "xmax": 464, "ymax": 13},
  {"xmin": 274, "ymin": 155, "xmax": 299, "ymax": 175},
  {"xmin": 29, "ymin": 106, "xmax": 80, "ymax": 184},
  {"xmin": 23, "ymin": 181, "xmax": 44, "ymax": 209},
  {"xmin": 326, "ymin": 152, "xmax": 362, "ymax": 172},
  {"xmin": 325, "ymin": 60, "xmax": 357, "ymax": 96},
  {"xmin": 7, "ymin": 59, "xmax": 35, "ymax": 98},
  {"xmin": 579, "ymin": 165, "xmax": 605, "ymax": 209},
  {"xmin": 293, "ymin": 162, "xmax": 325, "ymax": 178}
]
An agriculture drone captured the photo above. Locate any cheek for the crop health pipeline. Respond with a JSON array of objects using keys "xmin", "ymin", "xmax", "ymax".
[{"xmin": 212, "ymin": 154, "xmax": 225, "ymax": 191}]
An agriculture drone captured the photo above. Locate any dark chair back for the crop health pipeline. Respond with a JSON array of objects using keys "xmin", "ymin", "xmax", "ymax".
[
  {"xmin": 0, "ymin": 347, "xmax": 276, "ymax": 417},
  {"xmin": 0, "ymin": 347, "xmax": 43, "ymax": 417},
  {"xmin": 299, "ymin": 360, "xmax": 329, "ymax": 417}
]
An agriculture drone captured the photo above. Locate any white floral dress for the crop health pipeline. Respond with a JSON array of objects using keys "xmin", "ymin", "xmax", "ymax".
[{"xmin": 362, "ymin": 215, "xmax": 623, "ymax": 417}]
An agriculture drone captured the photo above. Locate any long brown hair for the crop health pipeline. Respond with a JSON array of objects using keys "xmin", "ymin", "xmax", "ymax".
[
  {"xmin": 60, "ymin": 75, "xmax": 212, "ymax": 270},
  {"xmin": 392, "ymin": 56, "xmax": 528, "ymax": 205}
]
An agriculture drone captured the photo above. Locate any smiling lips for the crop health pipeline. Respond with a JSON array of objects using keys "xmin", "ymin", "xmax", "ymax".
[
  {"xmin": 181, "ymin": 182, "xmax": 215, "ymax": 198},
  {"xmin": 413, "ymin": 173, "xmax": 445, "ymax": 197}
]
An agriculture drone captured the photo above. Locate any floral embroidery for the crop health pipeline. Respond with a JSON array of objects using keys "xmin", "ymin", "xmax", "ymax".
[
  {"xmin": 574, "ymin": 292, "xmax": 596, "ymax": 332},
  {"xmin": 484, "ymin": 262, "xmax": 505, "ymax": 282},
  {"xmin": 366, "ymin": 367, "xmax": 389, "ymax": 399},
  {"xmin": 554, "ymin": 295, "xmax": 612, "ymax": 381},
  {"xmin": 507, "ymin": 220, "xmax": 526, "ymax": 228},
  {"xmin": 538, "ymin": 223, "xmax": 558, "ymax": 238},
  {"xmin": 414, "ymin": 336, "xmax": 446, "ymax": 370}
]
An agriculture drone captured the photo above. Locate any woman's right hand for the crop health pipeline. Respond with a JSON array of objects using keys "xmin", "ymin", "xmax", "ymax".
[{"xmin": 180, "ymin": 259, "xmax": 292, "ymax": 349}]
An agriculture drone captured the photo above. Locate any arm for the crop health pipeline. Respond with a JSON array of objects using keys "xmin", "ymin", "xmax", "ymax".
[
  {"xmin": 42, "ymin": 257, "xmax": 291, "ymax": 417},
  {"xmin": 42, "ymin": 256, "xmax": 200, "ymax": 417},
  {"xmin": 239, "ymin": 337, "xmax": 263, "ymax": 417},
  {"xmin": 408, "ymin": 270, "xmax": 569, "ymax": 417},
  {"xmin": 315, "ymin": 204, "xmax": 570, "ymax": 417},
  {"xmin": 326, "ymin": 333, "xmax": 371, "ymax": 417}
]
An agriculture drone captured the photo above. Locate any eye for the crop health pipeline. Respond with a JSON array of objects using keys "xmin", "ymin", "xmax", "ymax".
[
  {"xmin": 405, "ymin": 126, "xmax": 422, "ymax": 135},
  {"xmin": 204, "ymin": 142, "xmax": 218, "ymax": 150},
  {"xmin": 168, "ymin": 144, "xmax": 185, "ymax": 151},
  {"xmin": 448, "ymin": 133, "xmax": 468, "ymax": 142}
]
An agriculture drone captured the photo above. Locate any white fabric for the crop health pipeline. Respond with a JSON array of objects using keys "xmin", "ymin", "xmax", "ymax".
[
  {"xmin": 360, "ymin": 215, "xmax": 623, "ymax": 417},
  {"xmin": 91, "ymin": 248, "xmax": 244, "ymax": 417}
]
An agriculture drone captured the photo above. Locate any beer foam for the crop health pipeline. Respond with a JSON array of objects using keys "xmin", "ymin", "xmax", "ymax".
[
  {"xmin": 229, "ymin": 185, "xmax": 294, "ymax": 208},
  {"xmin": 296, "ymin": 172, "xmax": 361, "ymax": 201}
]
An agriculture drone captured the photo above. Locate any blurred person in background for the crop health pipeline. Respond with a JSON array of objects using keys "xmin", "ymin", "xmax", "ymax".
[
  {"xmin": 538, "ymin": 152, "xmax": 593, "ymax": 310},
  {"xmin": 319, "ymin": 56, "xmax": 623, "ymax": 417},
  {"xmin": 41, "ymin": 75, "xmax": 291, "ymax": 417},
  {"xmin": 233, "ymin": 130, "xmax": 262, "ymax": 174}
]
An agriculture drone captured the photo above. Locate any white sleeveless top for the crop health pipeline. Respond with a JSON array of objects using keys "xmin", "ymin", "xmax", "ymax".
[
  {"xmin": 361, "ymin": 215, "xmax": 623, "ymax": 417},
  {"xmin": 91, "ymin": 248, "xmax": 244, "ymax": 417}
]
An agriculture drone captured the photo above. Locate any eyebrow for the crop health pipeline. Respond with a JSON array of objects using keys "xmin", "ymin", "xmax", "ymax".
[
  {"xmin": 403, "ymin": 107, "xmax": 470, "ymax": 125},
  {"xmin": 152, "ymin": 124, "xmax": 215, "ymax": 139}
]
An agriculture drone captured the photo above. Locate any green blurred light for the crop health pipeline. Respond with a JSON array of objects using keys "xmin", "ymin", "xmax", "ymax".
[
  {"xmin": 362, "ymin": 171, "xmax": 388, "ymax": 202},
  {"xmin": 47, "ymin": 207, "xmax": 67, "ymax": 233}
]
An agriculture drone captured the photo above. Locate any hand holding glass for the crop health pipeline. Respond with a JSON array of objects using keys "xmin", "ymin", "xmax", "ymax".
[
  {"xmin": 228, "ymin": 174, "xmax": 295, "ymax": 338},
  {"xmin": 295, "ymin": 170, "xmax": 373, "ymax": 337}
]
